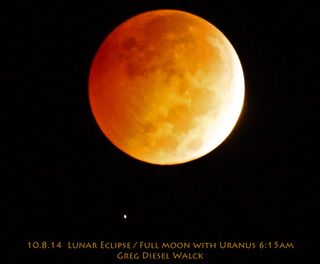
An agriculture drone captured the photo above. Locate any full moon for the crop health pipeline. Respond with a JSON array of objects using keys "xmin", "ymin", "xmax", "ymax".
[{"xmin": 89, "ymin": 10, "xmax": 244, "ymax": 165}]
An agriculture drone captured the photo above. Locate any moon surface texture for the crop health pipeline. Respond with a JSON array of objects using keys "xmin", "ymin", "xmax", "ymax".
[{"xmin": 89, "ymin": 10, "xmax": 244, "ymax": 165}]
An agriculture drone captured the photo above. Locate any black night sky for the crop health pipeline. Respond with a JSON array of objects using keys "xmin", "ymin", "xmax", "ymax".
[{"xmin": 3, "ymin": 0, "xmax": 318, "ymax": 263}]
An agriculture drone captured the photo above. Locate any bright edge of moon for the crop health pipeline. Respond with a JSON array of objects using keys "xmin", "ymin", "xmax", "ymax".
[{"xmin": 89, "ymin": 9, "xmax": 245, "ymax": 165}]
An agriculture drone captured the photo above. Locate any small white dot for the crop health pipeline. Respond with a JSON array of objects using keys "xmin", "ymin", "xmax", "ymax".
[{"xmin": 123, "ymin": 214, "xmax": 127, "ymax": 219}]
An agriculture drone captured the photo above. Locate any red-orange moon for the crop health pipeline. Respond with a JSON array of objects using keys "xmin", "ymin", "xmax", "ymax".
[{"xmin": 89, "ymin": 10, "xmax": 244, "ymax": 165}]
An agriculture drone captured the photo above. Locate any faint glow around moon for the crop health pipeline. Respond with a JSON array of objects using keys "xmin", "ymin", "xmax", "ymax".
[{"xmin": 89, "ymin": 9, "xmax": 245, "ymax": 165}]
